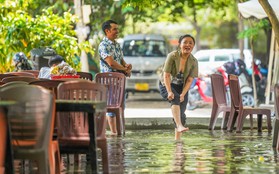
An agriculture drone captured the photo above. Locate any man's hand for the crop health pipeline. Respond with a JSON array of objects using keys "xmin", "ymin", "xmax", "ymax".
[
  {"xmin": 125, "ymin": 68, "xmax": 131, "ymax": 77},
  {"xmin": 125, "ymin": 63, "xmax": 132, "ymax": 70}
]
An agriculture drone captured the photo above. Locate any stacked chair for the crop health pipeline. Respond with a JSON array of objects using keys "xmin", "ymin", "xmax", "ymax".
[{"xmin": 0, "ymin": 84, "xmax": 60, "ymax": 174}]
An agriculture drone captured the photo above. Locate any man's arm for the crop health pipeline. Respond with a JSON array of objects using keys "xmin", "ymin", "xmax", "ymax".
[{"xmin": 105, "ymin": 56, "xmax": 127, "ymax": 71}]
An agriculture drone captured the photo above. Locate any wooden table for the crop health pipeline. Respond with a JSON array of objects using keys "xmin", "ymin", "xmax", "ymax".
[
  {"xmin": 0, "ymin": 101, "xmax": 17, "ymax": 174},
  {"xmin": 55, "ymin": 100, "xmax": 106, "ymax": 173}
]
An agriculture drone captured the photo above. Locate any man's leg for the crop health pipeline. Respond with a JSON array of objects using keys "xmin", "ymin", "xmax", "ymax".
[{"xmin": 106, "ymin": 112, "xmax": 117, "ymax": 135}]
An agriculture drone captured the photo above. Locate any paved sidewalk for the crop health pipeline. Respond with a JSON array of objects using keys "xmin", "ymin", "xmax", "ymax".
[
  {"xmin": 125, "ymin": 107, "xmax": 212, "ymax": 118},
  {"xmin": 124, "ymin": 106, "xmax": 274, "ymax": 130}
]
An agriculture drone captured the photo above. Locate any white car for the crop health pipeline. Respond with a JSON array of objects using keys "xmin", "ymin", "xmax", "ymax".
[
  {"xmin": 194, "ymin": 49, "xmax": 253, "ymax": 76},
  {"xmin": 122, "ymin": 34, "xmax": 169, "ymax": 94}
]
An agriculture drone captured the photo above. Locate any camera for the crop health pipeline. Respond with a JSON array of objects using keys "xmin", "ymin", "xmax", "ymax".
[{"xmin": 172, "ymin": 72, "xmax": 184, "ymax": 85}]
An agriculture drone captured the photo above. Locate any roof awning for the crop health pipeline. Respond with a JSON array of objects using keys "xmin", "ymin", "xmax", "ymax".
[{"xmin": 238, "ymin": 0, "xmax": 279, "ymax": 19}]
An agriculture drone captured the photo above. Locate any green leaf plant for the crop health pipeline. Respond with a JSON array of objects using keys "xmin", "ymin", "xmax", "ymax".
[{"xmin": 0, "ymin": 0, "xmax": 94, "ymax": 73}]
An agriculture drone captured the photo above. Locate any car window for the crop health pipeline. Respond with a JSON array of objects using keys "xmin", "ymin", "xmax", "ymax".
[
  {"xmin": 123, "ymin": 40, "xmax": 166, "ymax": 57},
  {"xmin": 215, "ymin": 55, "xmax": 230, "ymax": 62},
  {"xmin": 197, "ymin": 56, "xmax": 210, "ymax": 62}
]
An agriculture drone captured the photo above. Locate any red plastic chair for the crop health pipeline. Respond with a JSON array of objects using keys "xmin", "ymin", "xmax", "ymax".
[
  {"xmin": 227, "ymin": 74, "xmax": 272, "ymax": 133},
  {"xmin": 0, "ymin": 74, "xmax": 16, "ymax": 81},
  {"xmin": 1, "ymin": 76, "xmax": 38, "ymax": 83},
  {"xmin": 209, "ymin": 74, "xmax": 231, "ymax": 130},
  {"xmin": 273, "ymin": 84, "xmax": 279, "ymax": 149},
  {"xmin": 95, "ymin": 72, "xmax": 126, "ymax": 135},
  {"xmin": 22, "ymin": 70, "xmax": 40, "ymax": 78},
  {"xmin": 77, "ymin": 71, "xmax": 93, "ymax": 81},
  {"xmin": 0, "ymin": 108, "xmax": 7, "ymax": 174},
  {"xmin": 0, "ymin": 85, "xmax": 60, "ymax": 174},
  {"xmin": 29, "ymin": 79, "xmax": 65, "ymax": 98},
  {"xmin": 56, "ymin": 81, "xmax": 109, "ymax": 173},
  {"xmin": 4, "ymin": 71, "xmax": 36, "ymax": 78}
]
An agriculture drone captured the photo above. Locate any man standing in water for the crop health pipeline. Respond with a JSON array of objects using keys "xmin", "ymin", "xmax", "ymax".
[{"xmin": 98, "ymin": 19, "xmax": 132, "ymax": 135}]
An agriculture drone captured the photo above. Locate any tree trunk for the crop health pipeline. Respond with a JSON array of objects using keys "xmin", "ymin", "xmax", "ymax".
[
  {"xmin": 75, "ymin": 0, "xmax": 89, "ymax": 72},
  {"xmin": 258, "ymin": 0, "xmax": 279, "ymax": 46}
]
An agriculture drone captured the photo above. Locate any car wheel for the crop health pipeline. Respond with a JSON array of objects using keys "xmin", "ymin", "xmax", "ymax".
[{"xmin": 242, "ymin": 92, "xmax": 254, "ymax": 106}]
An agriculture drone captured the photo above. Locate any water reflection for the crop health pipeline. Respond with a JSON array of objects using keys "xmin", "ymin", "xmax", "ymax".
[{"xmin": 60, "ymin": 129, "xmax": 279, "ymax": 173}]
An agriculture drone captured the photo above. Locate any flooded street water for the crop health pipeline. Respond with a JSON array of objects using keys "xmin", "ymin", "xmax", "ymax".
[{"xmin": 61, "ymin": 129, "xmax": 279, "ymax": 174}]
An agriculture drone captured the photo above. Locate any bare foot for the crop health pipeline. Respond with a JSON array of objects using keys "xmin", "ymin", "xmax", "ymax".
[
  {"xmin": 111, "ymin": 132, "xmax": 118, "ymax": 136},
  {"xmin": 176, "ymin": 127, "xmax": 189, "ymax": 133}
]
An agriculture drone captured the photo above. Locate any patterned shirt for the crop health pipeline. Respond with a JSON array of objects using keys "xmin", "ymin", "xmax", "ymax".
[{"xmin": 98, "ymin": 37, "xmax": 123, "ymax": 72}]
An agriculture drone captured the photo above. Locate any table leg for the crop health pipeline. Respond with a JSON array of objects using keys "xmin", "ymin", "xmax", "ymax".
[
  {"xmin": 88, "ymin": 112, "xmax": 98, "ymax": 173},
  {"xmin": 257, "ymin": 114, "xmax": 262, "ymax": 132},
  {"xmin": 1, "ymin": 108, "xmax": 14, "ymax": 174}
]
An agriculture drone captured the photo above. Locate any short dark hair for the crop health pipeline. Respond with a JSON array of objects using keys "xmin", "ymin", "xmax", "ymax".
[
  {"xmin": 48, "ymin": 55, "xmax": 64, "ymax": 67},
  {"xmin": 178, "ymin": 34, "xmax": 195, "ymax": 45},
  {"xmin": 102, "ymin": 20, "xmax": 118, "ymax": 35}
]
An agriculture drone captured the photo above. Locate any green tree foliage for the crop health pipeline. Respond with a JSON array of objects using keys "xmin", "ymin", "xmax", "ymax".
[{"xmin": 0, "ymin": 0, "xmax": 93, "ymax": 73}]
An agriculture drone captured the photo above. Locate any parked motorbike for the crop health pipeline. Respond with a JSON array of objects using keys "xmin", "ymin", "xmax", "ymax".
[{"xmin": 187, "ymin": 77, "xmax": 213, "ymax": 110}]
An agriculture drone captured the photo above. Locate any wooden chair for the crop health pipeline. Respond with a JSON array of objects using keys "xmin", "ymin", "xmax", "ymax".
[
  {"xmin": 0, "ymin": 85, "xmax": 60, "ymax": 174},
  {"xmin": 209, "ymin": 74, "xmax": 231, "ymax": 130},
  {"xmin": 22, "ymin": 70, "xmax": 40, "ymax": 78},
  {"xmin": 4, "ymin": 72, "xmax": 36, "ymax": 78},
  {"xmin": 95, "ymin": 72, "xmax": 126, "ymax": 135},
  {"xmin": 227, "ymin": 74, "xmax": 272, "ymax": 133},
  {"xmin": 56, "ymin": 81, "xmax": 109, "ymax": 173},
  {"xmin": 1, "ymin": 76, "xmax": 38, "ymax": 83},
  {"xmin": 273, "ymin": 84, "xmax": 279, "ymax": 148},
  {"xmin": 77, "ymin": 71, "xmax": 93, "ymax": 81}
]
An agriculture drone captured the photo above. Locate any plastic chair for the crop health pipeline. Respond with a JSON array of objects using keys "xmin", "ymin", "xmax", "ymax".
[
  {"xmin": 95, "ymin": 72, "xmax": 126, "ymax": 135},
  {"xmin": 227, "ymin": 74, "xmax": 272, "ymax": 133},
  {"xmin": 273, "ymin": 84, "xmax": 279, "ymax": 148},
  {"xmin": 0, "ymin": 108, "xmax": 7, "ymax": 174},
  {"xmin": 0, "ymin": 85, "xmax": 60, "ymax": 174},
  {"xmin": 0, "ymin": 74, "xmax": 16, "ymax": 81},
  {"xmin": 22, "ymin": 70, "xmax": 40, "ymax": 78},
  {"xmin": 209, "ymin": 74, "xmax": 231, "ymax": 130},
  {"xmin": 29, "ymin": 79, "xmax": 65, "ymax": 98},
  {"xmin": 1, "ymin": 76, "xmax": 38, "ymax": 83},
  {"xmin": 4, "ymin": 72, "xmax": 36, "ymax": 78},
  {"xmin": 77, "ymin": 72, "xmax": 93, "ymax": 81},
  {"xmin": 56, "ymin": 81, "xmax": 108, "ymax": 173}
]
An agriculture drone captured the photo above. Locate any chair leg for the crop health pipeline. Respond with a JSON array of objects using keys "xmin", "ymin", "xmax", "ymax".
[
  {"xmin": 272, "ymin": 119, "xmax": 279, "ymax": 147},
  {"xmin": 121, "ymin": 108, "xmax": 125, "ymax": 135},
  {"xmin": 209, "ymin": 104, "xmax": 218, "ymax": 130},
  {"xmin": 257, "ymin": 114, "xmax": 262, "ymax": 132},
  {"xmin": 227, "ymin": 109, "xmax": 237, "ymax": 131},
  {"xmin": 249, "ymin": 114, "xmax": 253, "ymax": 130},
  {"xmin": 236, "ymin": 111, "xmax": 245, "ymax": 133},
  {"xmin": 221, "ymin": 112, "xmax": 230, "ymax": 130},
  {"xmin": 38, "ymin": 152, "xmax": 50, "ymax": 174},
  {"xmin": 98, "ymin": 140, "xmax": 109, "ymax": 174},
  {"xmin": 266, "ymin": 113, "xmax": 272, "ymax": 132}
]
